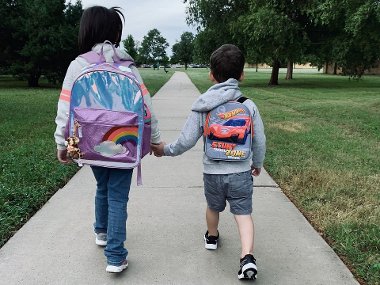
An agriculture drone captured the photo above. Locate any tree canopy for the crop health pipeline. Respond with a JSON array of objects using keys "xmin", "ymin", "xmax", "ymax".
[
  {"xmin": 185, "ymin": 0, "xmax": 248, "ymax": 63},
  {"xmin": 185, "ymin": 0, "xmax": 380, "ymax": 84},
  {"xmin": 123, "ymin": 35, "xmax": 138, "ymax": 61},
  {"xmin": 0, "ymin": 0, "xmax": 82, "ymax": 86},
  {"xmin": 138, "ymin": 29, "xmax": 169, "ymax": 67},
  {"xmin": 171, "ymin": 32, "xmax": 194, "ymax": 69},
  {"xmin": 309, "ymin": 0, "xmax": 380, "ymax": 77}
]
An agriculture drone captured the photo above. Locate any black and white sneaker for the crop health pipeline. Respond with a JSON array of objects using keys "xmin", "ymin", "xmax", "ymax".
[
  {"xmin": 204, "ymin": 231, "xmax": 219, "ymax": 250},
  {"xmin": 238, "ymin": 254, "xmax": 257, "ymax": 280}
]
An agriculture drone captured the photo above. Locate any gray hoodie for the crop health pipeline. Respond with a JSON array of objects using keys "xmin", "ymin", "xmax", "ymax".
[{"xmin": 164, "ymin": 78, "xmax": 266, "ymax": 174}]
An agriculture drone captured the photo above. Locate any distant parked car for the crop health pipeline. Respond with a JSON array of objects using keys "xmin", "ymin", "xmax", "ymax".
[
  {"xmin": 189, "ymin": 64, "xmax": 209, "ymax": 68},
  {"xmin": 171, "ymin": 64, "xmax": 184, "ymax": 68}
]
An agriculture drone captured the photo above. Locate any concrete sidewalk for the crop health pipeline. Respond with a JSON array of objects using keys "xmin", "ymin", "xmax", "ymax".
[{"xmin": 0, "ymin": 72, "xmax": 358, "ymax": 285}]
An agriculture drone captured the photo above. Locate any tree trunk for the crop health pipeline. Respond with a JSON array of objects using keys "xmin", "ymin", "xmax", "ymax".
[
  {"xmin": 185, "ymin": 63, "xmax": 188, "ymax": 70},
  {"xmin": 269, "ymin": 59, "xmax": 280, "ymax": 86},
  {"xmin": 285, "ymin": 61, "xmax": 293, "ymax": 80},
  {"xmin": 28, "ymin": 72, "xmax": 40, "ymax": 87},
  {"xmin": 333, "ymin": 62, "xmax": 338, "ymax": 75},
  {"xmin": 256, "ymin": 63, "xmax": 258, "ymax": 72}
]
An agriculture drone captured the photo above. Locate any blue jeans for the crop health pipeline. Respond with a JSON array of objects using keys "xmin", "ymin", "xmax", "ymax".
[{"xmin": 91, "ymin": 166, "xmax": 133, "ymax": 266}]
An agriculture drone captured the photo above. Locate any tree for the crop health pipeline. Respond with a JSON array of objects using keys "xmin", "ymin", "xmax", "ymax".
[
  {"xmin": 308, "ymin": 0, "xmax": 380, "ymax": 78},
  {"xmin": 45, "ymin": 1, "xmax": 83, "ymax": 85},
  {"xmin": 0, "ymin": 0, "xmax": 24, "ymax": 72},
  {"xmin": 171, "ymin": 32, "xmax": 194, "ymax": 69},
  {"xmin": 0, "ymin": 0, "xmax": 82, "ymax": 86},
  {"xmin": 138, "ymin": 29, "xmax": 169, "ymax": 67},
  {"xmin": 184, "ymin": 0, "xmax": 249, "ymax": 61},
  {"xmin": 185, "ymin": 0, "xmax": 380, "ymax": 82},
  {"xmin": 123, "ymin": 35, "xmax": 138, "ymax": 60},
  {"xmin": 185, "ymin": 0, "xmax": 310, "ymax": 85},
  {"xmin": 232, "ymin": 1, "xmax": 313, "ymax": 85}
]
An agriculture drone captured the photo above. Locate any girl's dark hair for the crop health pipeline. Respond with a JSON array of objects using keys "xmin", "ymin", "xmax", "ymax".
[
  {"xmin": 210, "ymin": 44, "xmax": 245, "ymax": 83},
  {"xmin": 78, "ymin": 6, "xmax": 125, "ymax": 54}
]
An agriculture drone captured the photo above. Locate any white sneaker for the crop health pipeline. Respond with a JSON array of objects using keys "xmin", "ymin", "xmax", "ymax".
[
  {"xmin": 106, "ymin": 260, "xmax": 128, "ymax": 273},
  {"xmin": 95, "ymin": 232, "xmax": 107, "ymax": 246}
]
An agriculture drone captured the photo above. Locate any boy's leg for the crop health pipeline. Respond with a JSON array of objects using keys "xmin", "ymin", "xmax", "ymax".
[
  {"xmin": 206, "ymin": 207, "xmax": 219, "ymax": 236},
  {"xmin": 104, "ymin": 168, "xmax": 133, "ymax": 268},
  {"xmin": 234, "ymin": 214, "xmax": 254, "ymax": 257},
  {"xmin": 204, "ymin": 207, "xmax": 220, "ymax": 249},
  {"xmin": 203, "ymin": 173, "xmax": 227, "ymax": 250},
  {"xmin": 227, "ymin": 171, "xmax": 257, "ymax": 279},
  {"xmin": 235, "ymin": 214, "xmax": 257, "ymax": 280}
]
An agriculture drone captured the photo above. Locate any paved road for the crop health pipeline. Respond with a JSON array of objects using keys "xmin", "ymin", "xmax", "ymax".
[{"xmin": 0, "ymin": 72, "xmax": 358, "ymax": 285}]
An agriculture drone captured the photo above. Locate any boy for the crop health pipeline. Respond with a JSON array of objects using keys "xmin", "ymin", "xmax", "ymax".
[{"xmin": 151, "ymin": 44, "xmax": 266, "ymax": 280}]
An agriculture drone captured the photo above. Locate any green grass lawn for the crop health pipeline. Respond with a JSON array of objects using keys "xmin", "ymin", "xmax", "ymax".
[
  {"xmin": 138, "ymin": 68, "xmax": 174, "ymax": 95},
  {"xmin": 1, "ymin": 68, "xmax": 378, "ymax": 283},
  {"xmin": 186, "ymin": 68, "xmax": 380, "ymax": 285},
  {"xmin": 0, "ymin": 69, "xmax": 173, "ymax": 248}
]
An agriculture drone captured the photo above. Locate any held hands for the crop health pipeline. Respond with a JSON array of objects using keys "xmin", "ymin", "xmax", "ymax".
[
  {"xmin": 57, "ymin": 149, "xmax": 69, "ymax": 164},
  {"xmin": 251, "ymin": 167, "xmax": 261, "ymax": 177},
  {"xmin": 150, "ymin": 142, "xmax": 165, "ymax": 157}
]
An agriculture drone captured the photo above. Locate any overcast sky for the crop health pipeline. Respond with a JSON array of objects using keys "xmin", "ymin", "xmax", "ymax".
[{"xmin": 71, "ymin": 0, "xmax": 197, "ymax": 54}]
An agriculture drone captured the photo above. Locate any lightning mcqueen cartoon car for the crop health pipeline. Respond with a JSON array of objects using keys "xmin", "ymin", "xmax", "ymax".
[{"xmin": 206, "ymin": 116, "xmax": 251, "ymax": 144}]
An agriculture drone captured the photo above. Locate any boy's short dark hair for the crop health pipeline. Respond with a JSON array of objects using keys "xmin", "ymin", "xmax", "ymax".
[
  {"xmin": 210, "ymin": 44, "xmax": 245, "ymax": 83},
  {"xmin": 78, "ymin": 6, "xmax": 124, "ymax": 54}
]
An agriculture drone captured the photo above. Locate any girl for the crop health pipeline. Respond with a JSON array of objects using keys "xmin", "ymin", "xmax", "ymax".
[{"xmin": 54, "ymin": 6, "xmax": 161, "ymax": 273}]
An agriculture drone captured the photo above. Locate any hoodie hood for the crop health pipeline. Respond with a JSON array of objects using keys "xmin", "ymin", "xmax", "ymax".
[
  {"xmin": 191, "ymin": 78, "xmax": 242, "ymax": 112},
  {"xmin": 92, "ymin": 43, "xmax": 133, "ymax": 63}
]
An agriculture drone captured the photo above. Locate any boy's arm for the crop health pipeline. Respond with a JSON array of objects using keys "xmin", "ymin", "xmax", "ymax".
[
  {"xmin": 251, "ymin": 106, "xmax": 266, "ymax": 169},
  {"xmin": 163, "ymin": 111, "xmax": 203, "ymax": 156}
]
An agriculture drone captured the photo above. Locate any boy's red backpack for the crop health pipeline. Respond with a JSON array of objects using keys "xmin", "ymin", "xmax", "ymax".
[
  {"xmin": 65, "ymin": 43, "xmax": 151, "ymax": 185},
  {"xmin": 203, "ymin": 97, "xmax": 253, "ymax": 161}
]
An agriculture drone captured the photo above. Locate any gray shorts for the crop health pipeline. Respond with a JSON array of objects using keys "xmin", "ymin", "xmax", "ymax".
[{"xmin": 203, "ymin": 171, "xmax": 253, "ymax": 215}]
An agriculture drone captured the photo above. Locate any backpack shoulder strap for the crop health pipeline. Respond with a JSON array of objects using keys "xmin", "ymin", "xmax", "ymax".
[
  {"xmin": 237, "ymin": 96, "xmax": 255, "ymax": 117},
  {"xmin": 237, "ymin": 96, "xmax": 248, "ymax": 103},
  {"xmin": 79, "ymin": 51, "xmax": 102, "ymax": 64},
  {"xmin": 118, "ymin": 59, "xmax": 136, "ymax": 68},
  {"xmin": 79, "ymin": 50, "xmax": 135, "ymax": 67}
]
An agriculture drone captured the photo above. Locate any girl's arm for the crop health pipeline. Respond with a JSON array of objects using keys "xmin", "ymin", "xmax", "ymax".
[
  {"xmin": 54, "ymin": 61, "xmax": 78, "ymax": 151},
  {"xmin": 130, "ymin": 66, "xmax": 161, "ymax": 144}
]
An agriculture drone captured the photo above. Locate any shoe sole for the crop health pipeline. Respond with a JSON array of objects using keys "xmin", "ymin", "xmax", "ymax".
[
  {"xmin": 106, "ymin": 262, "xmax": 128, "ymax": 273},
  {"xmin": 95, "ymin": 233, "xmax": 107, "ymax": 246},
  {"xmin": 238, "ymin": 263, "xmax": 257, "ymax": 280},
  {"xmin": 203, "ymin": 235, "xmax": 217, "ymax": 250},
  {"xmin": 95, "ymin": 239, "xmax": 107, "ymax": 246}
]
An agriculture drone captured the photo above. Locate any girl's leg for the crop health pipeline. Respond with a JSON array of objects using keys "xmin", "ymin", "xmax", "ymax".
[
  {"xmin": 234, "ymin": 214, "xmax": 254, "ymax": 258},
  {"xmin": 105, "ymin": 168, "xmax": 133, "ymax": 266},
  {"xmin": 91, "ymin": 166, "xmax": 110, "ymax": 234},
  {"xmin": 206, "ymin": 207, "xmax": 219, "ymax": 236}
]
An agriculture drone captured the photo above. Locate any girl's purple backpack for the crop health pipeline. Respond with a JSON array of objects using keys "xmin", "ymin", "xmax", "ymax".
[{"xmin": 65, "ymin": 44, "xmax": 151, "ymax": 185}]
